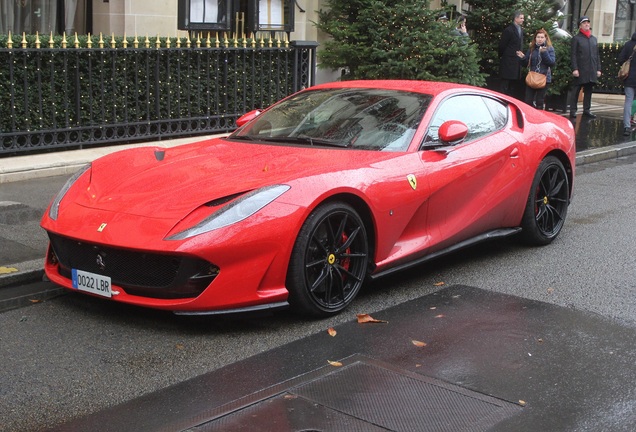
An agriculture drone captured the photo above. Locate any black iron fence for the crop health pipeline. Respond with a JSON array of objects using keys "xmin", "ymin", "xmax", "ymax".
[
  {"xmin": 596, "ymin": 43, "xmax": 624, "ymax": 94},
  {"xmin": 0, "ymin": 33, "xmax": 318, "ymax": 156}
]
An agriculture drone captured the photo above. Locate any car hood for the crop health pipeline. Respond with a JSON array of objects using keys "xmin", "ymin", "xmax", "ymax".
[{"xmin": 81, "ymin": 138, "xmax": 396, "ymax": 220}]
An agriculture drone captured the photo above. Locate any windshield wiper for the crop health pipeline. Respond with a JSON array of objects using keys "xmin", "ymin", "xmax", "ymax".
[
  {"xmin": 258, "ymin": 135, "xmax": 349, "ymax": 148},
  {"xmin": 228, "ymin": 134, "xmax": 258, "ymax": 141}
]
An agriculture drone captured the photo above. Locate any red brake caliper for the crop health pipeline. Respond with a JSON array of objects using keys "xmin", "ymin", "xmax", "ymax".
[{"xmin": 340, "ymin": 232, "xmax": 350, "ymax": 276}]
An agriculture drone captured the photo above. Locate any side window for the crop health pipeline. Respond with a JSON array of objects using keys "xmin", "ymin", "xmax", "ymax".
[
  {"xmin": 424, "ymin": 95, "xmax": 508, "ymax": 145},
  {"xmin": 482, "ymin": 97, "xmax": 509, "ymax": 130}
]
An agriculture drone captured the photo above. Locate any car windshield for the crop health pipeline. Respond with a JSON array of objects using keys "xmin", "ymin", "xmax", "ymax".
[{"xmin": 230, "ymin": 88, "xmax": 432, "ymax": 151}]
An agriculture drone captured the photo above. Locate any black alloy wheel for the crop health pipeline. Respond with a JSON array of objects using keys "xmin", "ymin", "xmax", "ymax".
[
  {"xmin": 521, "ymin": 155, "xmax": 570, "ymax": 245},
  {"xmin": 287, "ymin": 202, "xmax": 369, "ymax": 317}
]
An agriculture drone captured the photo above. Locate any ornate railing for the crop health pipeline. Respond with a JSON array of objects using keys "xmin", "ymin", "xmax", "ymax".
[{"xmin": 0, "ymin": 32, "xmax": 318, "ymax": 156}]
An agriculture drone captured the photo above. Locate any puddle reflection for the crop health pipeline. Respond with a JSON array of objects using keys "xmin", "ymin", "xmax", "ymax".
[{"xmin": 571, "ymin": 116, "xmax": 631, "ymax": 151}]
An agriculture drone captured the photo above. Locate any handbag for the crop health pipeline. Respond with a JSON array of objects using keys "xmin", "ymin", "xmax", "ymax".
[
  {"xmin": 618, "ymin": 46, "xmax": 636, "ymax": 81},
  {"xmin": 526, "ymin": 71, "xmax": 547, "ymax": 89},
  {"xmin": 525, "ymin": 54, "xmax": 546, "ymax": 89}
]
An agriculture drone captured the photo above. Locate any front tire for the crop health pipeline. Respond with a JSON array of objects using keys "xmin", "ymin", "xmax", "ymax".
[
  {"xmin": 287, "ymin": 202, "xmax": 369, "ymax": 317},
  {"xmin": 520, "ymin": 155, "xmax": 570, "ymax": 245}
]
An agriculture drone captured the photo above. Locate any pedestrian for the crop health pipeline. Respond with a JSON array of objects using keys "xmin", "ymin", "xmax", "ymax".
[
  {"xmin": 498, "ymin": 10, "xmax": 525, "ymax": 96},
  {"xmin": 569, "ymin": 16, "xmax": 602, "ymax": 118},
  {"xmin": 453, "ymin": 15, "xmax": 469, "ymax": 39},
  {"xmin": 522, "ymin": 28, "xmax": 556, "ymax": 110},
  {"xmin": 617, "ymin": 32, "xmax": 636, "ymax": 136},
  {"xmin": 437, "ymin": 13, "xmax": 449, "ymax": 23}
]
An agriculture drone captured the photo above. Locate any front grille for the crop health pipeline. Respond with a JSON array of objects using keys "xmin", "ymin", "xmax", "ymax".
[{"xmin": 48, "ymin": 233, "xmax": 218, "ymax": 299}]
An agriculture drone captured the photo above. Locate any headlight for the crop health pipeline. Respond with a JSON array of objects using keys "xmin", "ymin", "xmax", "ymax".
[
  {"xmin": 48, "ymin": 164, "xmax": 91, "ymax": 220},
  {"xmin": 167, "ymin": 185, "xmax": 290, "ymax": 240}
]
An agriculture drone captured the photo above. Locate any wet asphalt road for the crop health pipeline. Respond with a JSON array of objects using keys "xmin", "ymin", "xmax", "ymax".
[{"xmin": 1, "ymin": 154, "xmax": 636, "ymax": 431}]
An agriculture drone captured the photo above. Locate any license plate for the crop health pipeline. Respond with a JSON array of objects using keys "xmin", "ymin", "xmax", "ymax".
[{"xmin": 72, "ymin": 269, "xmax": 112, "ymax": 298}]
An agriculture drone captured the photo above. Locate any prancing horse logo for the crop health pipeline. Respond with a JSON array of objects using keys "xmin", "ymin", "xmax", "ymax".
[
  {"xmin": 407, "ymin": 174, "xmax": 417, "ymax": 190},
  {"xmin": 96, "ymin": 254, "xmax": 106, "ymax": 270},
  {"xmin": 97, "ymin": 223, "xmax": 107, "ymax": 232}
]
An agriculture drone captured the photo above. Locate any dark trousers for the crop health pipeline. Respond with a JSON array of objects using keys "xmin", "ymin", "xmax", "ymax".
[
  {"xmin": 570, "ymin": 83, "xmax": 594, "ymax": 114},
  {"xmin": 500, "ymin": 79, "xmax": 513, "ymax": 95},
  {"xmin": 525, "ymin": 84, "xmax": 549, "ymax": 110}
]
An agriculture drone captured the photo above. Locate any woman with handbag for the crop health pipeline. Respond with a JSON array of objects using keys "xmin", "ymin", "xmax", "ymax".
[
  {"xmin": 521, "ymin": 29, "xmax": 555, "ymax": 110},
  {"xmin": 617, "ymin": 32, "xmax": 636, "ymax": 136}
]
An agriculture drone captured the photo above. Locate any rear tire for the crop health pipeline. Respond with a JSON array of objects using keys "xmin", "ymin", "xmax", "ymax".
[
  {"xmin": 520, "ymin": 156, "xmax": 569, "ymax": 245},
  {"xmin": 287, "ymin": 202, "xmax": 369, "ymax": 317}
]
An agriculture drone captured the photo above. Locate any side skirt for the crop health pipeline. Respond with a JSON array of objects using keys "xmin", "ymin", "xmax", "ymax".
[
  {"xmin": 173, "ymin": 301, "xmax": 290, "ymax": 316},
  {"xmin": 370, "ymin": 227, "xmax": 522, "ymax": 280}
]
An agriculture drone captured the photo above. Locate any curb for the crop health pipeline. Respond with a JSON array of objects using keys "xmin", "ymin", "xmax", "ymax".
[
  {"xmin": 0, "ymin": 282, "xmax": 65, "ymax": 313},
  {"xmin": 575, "ymin": 141, "xmax": 636, "ymax": 164},
  {"xmin": 0, "ymin": 259, "xmax": 66, "ymax": 312},
  {"xmin": 0, "ymin": 259, "xmax": 44, "ymax": 287}
]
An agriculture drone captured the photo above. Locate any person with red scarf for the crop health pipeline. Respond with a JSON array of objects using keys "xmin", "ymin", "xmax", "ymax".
[{"xmin": 569, "ymin": 16, "xmax": 602, "ymax": 119}]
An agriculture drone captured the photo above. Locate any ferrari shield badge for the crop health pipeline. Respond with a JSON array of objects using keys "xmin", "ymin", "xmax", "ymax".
[
  {"xmin": 407, "ymin": 174, "xmax": 417, "ymax": 190},
  {"xmin": 97, "ymin": 223, "xmax": 107, "ymax": 232}
]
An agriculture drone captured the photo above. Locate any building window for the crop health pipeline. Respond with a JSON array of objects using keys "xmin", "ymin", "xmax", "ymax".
[
  {"xmin": 0, "ymin": 0, "xmax": 87, "ymax": 35},
  {"xmin": 178, "ymin": 0, "xmax": 232, "ymax": 31},
  {"xmin": 178, "ymin": 0, "xmax": 294, "ymax": 34},
  {"xmin": 257, "ymin": 0, "xmax": 286, "ymax": 30},
  {"xmin": 615, "ymin": 0, "xmax": 636, "ymax": 41},
  {"xmin": 248, "ymin": 0, "xmax": 294, "ymax": 32}
]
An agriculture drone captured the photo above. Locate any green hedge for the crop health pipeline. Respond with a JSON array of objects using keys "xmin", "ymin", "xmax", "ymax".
[{"xmin": 0, "ymin": 34, "xmax": 301, "ymax": 146}]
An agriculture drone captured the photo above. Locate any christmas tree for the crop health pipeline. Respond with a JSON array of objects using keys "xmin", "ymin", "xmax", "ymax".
[{"xmin": 316, "ymin": 0, "xmax": 486, "ymax": 86}]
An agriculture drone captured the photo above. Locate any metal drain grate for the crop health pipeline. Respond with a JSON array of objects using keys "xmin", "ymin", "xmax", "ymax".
[
  {"xmin": 192, "ymin": 357, "xmax": 521, "ymax": 432},
  {"xmin": 292, "ymin": 361, "xmax": 521, "ymax": 432},
  {"xmin": 192, "ymin": 393, "xmax": 388, "ymax": 432}
]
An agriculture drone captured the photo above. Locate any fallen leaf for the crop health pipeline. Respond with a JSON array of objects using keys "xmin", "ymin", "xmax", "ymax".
[
  {"xmin": 29, "ymin": 299, "xmax": 42, "ymax": 304},
  {"xmin": 434, "ymin": 314, "xmax": 445, "ymax": 318},
  {"xmin": 175, "ymin": 343, "xmax": 185, "ymax": 350},
  {"xmin": 415, "ymin": 364, "xmax": 422, "ymax": 368},
  {"xmin": 519, "ymin": 400, "xmax": 527, "ymax": 406},
  {"xmin": 433, "ymin": 281, "xmax": 445, "ymax": 286},
  {"xmin": 328, "ymin": 360, "xmax": 343, "ymax": 367},
  {"xmin": 284, "ymin": 394, "xmax": 298, "ymax": 400},
  {"xmin": 356, "ymin": 313, "xmax": 388, "ymax": 324},
  {"xmin": 547, "ymin": 288, "xmax": 555, "ymax": 294},
  {"xmin": 411, "ymin": 340, "xmax": 427, "ymax": 347},
  {"xmin": 327, "ymin": 327, "xmax": 337, "ymax": 337}
]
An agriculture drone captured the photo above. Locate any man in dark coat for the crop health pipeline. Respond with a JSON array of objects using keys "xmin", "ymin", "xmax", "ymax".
[
  {"xmin": 569, "ymin": 16, "xmax": 602, "ymax": 118},
  {"xmin": 617, "ymin": 32, "xmax": 636, "ymax": 135},
  {"xmin": 498, "ymin": 11, "xmax": 525, "ymax": 96}
]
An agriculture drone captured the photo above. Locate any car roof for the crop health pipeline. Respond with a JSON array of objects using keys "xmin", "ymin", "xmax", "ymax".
[{"xmin": 308, "ymin": 80, "xmax": 476, "ymax": 96}]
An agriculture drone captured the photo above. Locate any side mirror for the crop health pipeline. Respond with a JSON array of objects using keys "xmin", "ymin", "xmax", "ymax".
[
  {"xmin": 236, "ymin": 109, "xmax": 261, "ymax": 127},
  {"xmin": 438, "ymin": 120, "xmax": 468, "ymax": 144}
]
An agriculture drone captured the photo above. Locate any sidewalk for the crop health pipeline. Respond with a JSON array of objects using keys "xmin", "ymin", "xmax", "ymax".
[{"xmin": 1, "ymin": 98, "xmax": 636, "ymax": 310}]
